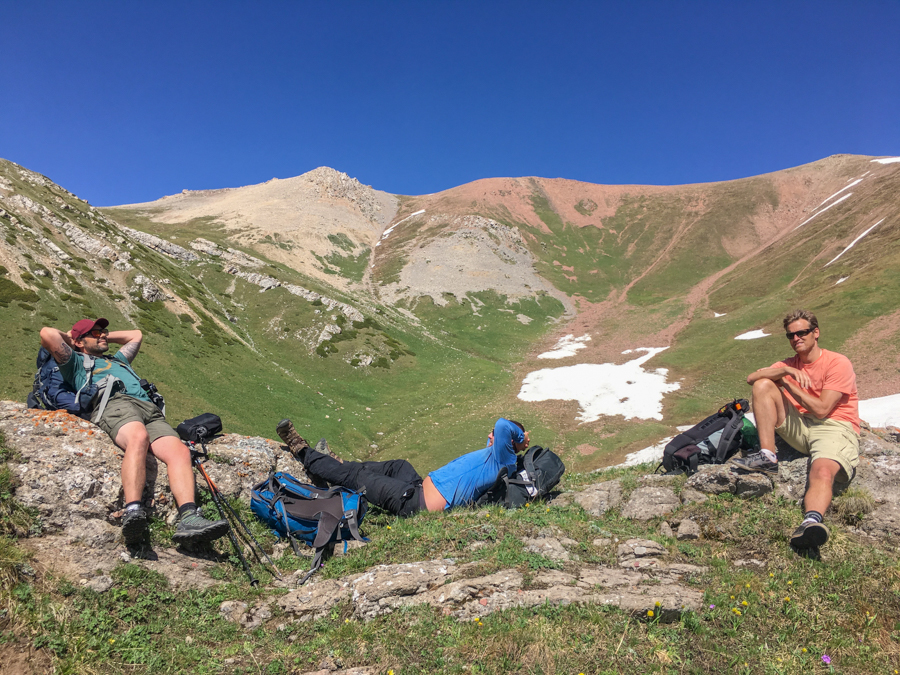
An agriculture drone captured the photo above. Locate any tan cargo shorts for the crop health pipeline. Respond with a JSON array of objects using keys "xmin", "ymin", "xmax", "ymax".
[
  {"xmin": 96, "ymin": 394, "xmax": 179, "ymax": 444},
  {"xmin": 776, "ymin": 403, "xmax": 859, "ymax": 482}
]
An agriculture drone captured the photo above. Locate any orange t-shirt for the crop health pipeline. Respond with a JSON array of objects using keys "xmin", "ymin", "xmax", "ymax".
[{"xmin": 773, "ymin": 349, "xmax": 860, "ymax": 433}]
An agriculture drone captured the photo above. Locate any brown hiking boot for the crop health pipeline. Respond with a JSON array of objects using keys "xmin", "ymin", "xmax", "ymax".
[
  {"xmin": 276, "ymin": 419, "xmax": 310, "ymax": 461},
  {"xmin": 276, "ymin": 419, "xmax": 329, "ymax": 488}
]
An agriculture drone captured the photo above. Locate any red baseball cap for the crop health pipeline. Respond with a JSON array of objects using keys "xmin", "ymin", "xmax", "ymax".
[{"xmin": 71, "ymin": 318, "xmax": 109, "ymax": 340}]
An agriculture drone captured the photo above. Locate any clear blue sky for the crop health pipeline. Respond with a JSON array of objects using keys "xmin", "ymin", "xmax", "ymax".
[{"xmin": 3, "ymin": 1, "xmax": 898, "ymax": 206}]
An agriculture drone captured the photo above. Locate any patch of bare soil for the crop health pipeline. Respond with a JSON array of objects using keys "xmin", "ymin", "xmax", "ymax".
[
  {"xmin": 842, "ymin": 308, "xmax": 900, "ymax": 398},
  {"xmin": 0, "ymin": 638, "xmax": 53, "ymax": 675}
]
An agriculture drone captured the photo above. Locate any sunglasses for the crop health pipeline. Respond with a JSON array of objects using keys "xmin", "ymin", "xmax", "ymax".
[
  {"xmin": 785, "ymin": 328, "xmax": 814, "ymax": 340},
  {"xmin": 86, "ymin": 328, "xmax": 109, "ymax": 338}
]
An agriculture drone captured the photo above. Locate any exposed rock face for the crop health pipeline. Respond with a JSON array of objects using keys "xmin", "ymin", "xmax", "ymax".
[
  {"xmin": 228, "ymin": 270, "xmax": 366, "ymax": 323},
  {"xmin": 190, "ymin": 238, "xmax": 264, "ymax": 268},
  {"xmin": 61, "ymin": 221, "xmax": 121, "ymax": 261},
  {"xmin": 684, "ymin": 465, "xmax": 774, "ymax": 498},
  {"xmin": 120, "ymin": 226, "xmax": 198, "ymax": 262},
  {"xmin": 131, "ymin": 275, "xmax": 167, "ymax": 302},
  {"xmin": 620, "ymin": 486, "xmax": 681, "ymax": 521},
  {"xmin": 571, "ymin": 480, "xmax": 622, "ymax": 516},
  {"xmin": 277, "ymin": 558, "xmax": 705, "ymax": 624}
]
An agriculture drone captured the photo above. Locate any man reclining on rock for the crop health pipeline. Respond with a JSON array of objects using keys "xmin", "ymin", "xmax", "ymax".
[
  {"xmin": 731, "ymin": 309, "xmax": 860, "ymax": 551},
  {"xmin": 40, "ymin": 318, "xmax": 229, "ymax": 547},
  {"xmin": 276, "ymin": 417, "xmax": 529, "ymax": 515}
]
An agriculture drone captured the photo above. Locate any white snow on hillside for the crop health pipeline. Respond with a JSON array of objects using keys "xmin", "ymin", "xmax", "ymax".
[
  {"xmin": 381, "ymin": 209, "xmax": 425, "ymax": 240},
  {"xmin": 518, "ymin": 347, "xmax": 679, "ymax": 423},
  {"xmin": 735, "ymin": 330, "xmax": 770, "ymax": 340},
  {"xmin": 538, "ymin": 334, "xmax": 591, "ymax": 359},
  {"xmin": 794, "ymin": 193, "xmax": 852, "ymax": 230},
  {"xmin": 835, "ymin": 277, "xmax": 849, "ymax": 285},
  {"xmin": 859, "ymin": 393, "xmax": 900, "ymax": 428},
  {"xmin": 872, "ymin": 157, "xmax": 900, "ymax": 165},
  {"xmin": 818, "ymin": 179, "xmax": 862, "ymax": 207},
  {"xmin": 714, "ymin": 312, "xmax": 726, "ymax": 317},
  {"xmin": 825, "ymin": 218, "xmax": 885, "ymax": 266}
]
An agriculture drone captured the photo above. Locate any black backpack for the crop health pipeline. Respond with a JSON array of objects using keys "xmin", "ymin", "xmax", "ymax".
[
  {"xmin": 475, "ymin": 445, "xmax": 565, "ymax": 508},
  {"xmin": 659, "ymin": 399, "xmax": 756, "ymax": 475}
]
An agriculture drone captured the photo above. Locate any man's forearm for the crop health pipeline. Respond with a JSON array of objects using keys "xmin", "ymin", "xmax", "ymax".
[
  {"xmin": 781, "ymin": 380, "xmax": 838, "ymax": 419},
  {"xmin": 107, "ymin": 329, "xmax": 142, "ymax": 345},
  {"xmin": 747, "ymin": 366, "xmax": 788, "ymax": 385},
  {"xmin": 40, "ymin": 327, "xmax": 73, "ymax": 365}
]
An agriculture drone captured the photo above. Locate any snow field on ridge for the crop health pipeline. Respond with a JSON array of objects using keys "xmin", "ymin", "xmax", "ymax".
[{"xmin": 518, "ymin": 347, "xmax": 679, "ymax": 423}]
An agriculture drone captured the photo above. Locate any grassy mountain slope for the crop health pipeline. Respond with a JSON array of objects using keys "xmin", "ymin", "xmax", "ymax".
[{"xmin": 2, "ymin": 155, "xmax": 899, "ymax": 473}]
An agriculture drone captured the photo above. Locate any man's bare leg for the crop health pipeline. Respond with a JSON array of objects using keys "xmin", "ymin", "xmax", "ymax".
[
  {"xmin": 149, "ymin": 435, "xmax": 196, "ymax": 507},
  {"xmin": 115, "ymin": 421, "xmax": 151, "ymax": 504},
  {"xmin": 750, "ymin": 378, "xmax": 788, "ymax": 452},
  {"xmin": 789, "ymin": 456, "xmax": 840, "ymax": 549}
]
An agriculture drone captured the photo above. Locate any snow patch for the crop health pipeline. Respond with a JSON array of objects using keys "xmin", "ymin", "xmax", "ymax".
[
  {"xmin": 860, "ymin": 394, "xmax": 900, "ymax": 428},
  {"xmin": 871, "ymin": 157, "xmax": 900, "ymax": 165},
  {"xmin": 818, "ymin": 179, "xmax": 862, "ymax": 207},
  {"xmin": 538, "ymin": 334, "xmax": 591, "ymax": 359},
  {"xmin": 793, "ymin": 193, "xmax": 852, "ymax": 230},
  {"xmin": 518, "ymin": 347, "xmax": 679, "ymax": 423},
  {"xmin": 824, "ymin": 218, "xmax": 885, "ymax": 266},
  {"xmin": 735, "ymin": 330, "xmax": 770, "ymax": 340},
  {"xmin": 835, "ymin": 277, "xmax": 849, "ymax": 285},
  {"xmin": 714, "ymin": 312, "xmax": 726, "ymax": 317},
  {"xmin": 382, "ymin": 209, "xmax": 425, "ymax": 240}
]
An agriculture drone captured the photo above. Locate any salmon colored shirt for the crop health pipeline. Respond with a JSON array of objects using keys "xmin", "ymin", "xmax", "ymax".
[{"xmin": 774, "ymin": 349, "xmax": 860, "ymax": 433}]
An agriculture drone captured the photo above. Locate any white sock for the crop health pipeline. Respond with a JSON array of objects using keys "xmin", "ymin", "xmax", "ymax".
[{"xmin": 760, "ymin": 448, "xmax": 777, "ymax": 463}]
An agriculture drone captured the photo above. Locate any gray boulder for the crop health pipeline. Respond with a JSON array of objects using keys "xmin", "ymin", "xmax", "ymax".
[{"xmin": 620, "ymin": 486, "xmax": 681, "ymax": 520}]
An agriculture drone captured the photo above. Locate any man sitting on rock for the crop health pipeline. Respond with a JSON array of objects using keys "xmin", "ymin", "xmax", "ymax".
[
  {"xmin": 732, "ymin": 309, "xmax": 859, "ymax": 551},
  {"xmin": 276, "ymin": 417, "xmax": 529, "ymax": 515},
  {"xmin": 40, "ymin": 318, "xmax": 229, "ymax": 547}
]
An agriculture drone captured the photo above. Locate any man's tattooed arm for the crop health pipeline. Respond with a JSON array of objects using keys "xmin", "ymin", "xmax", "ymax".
[
  {"xmin": 40, "ymin": 327, "xmax": 74, "ymax": 366},
  {"xmin": 118, "ymin": 341, "xmax": 141, "ymax": 363},
  {"xmin": 51, "ymin": 341, "xmax": 73, "ymax": 366}
]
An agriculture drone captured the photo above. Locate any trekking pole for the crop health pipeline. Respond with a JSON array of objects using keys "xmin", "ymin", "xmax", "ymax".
[
  {"xmin": 190, "ymin": 448, "xmax": 258, "ymax": 587},
  {"xmin": 194, "ymin": 442, "xmax": 283, "ymax": 580}
]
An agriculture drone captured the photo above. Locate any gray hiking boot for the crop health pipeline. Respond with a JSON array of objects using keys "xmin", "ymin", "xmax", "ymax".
[
  {"xmin": 276, "ymin": 419, "xmax": 310, "ymax": 461},
  {"xmin": 790, "ymin": 521, "xmax": 830, "ymax": 549},
  {"xmin": 121, "ymin": 506, "xmax": 148, "ymax": 546},
  {"xmin": 731, "ymin": 451, "xmax": 779, "ymax": 477},
  {"xmin": 172, "ymin": 508, "xmax": 229, "ymax": 545},
  {"xmin": 315, "ymin": 437, "xmax": 343, "ymax": 463}
]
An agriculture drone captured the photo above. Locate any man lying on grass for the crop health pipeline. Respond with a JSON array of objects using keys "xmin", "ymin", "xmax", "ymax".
[
  {"xmin": 277, "ymin": 417, "xmax": 528, "ymax": 515},
  {"xmin": 732, "ymin": 309, "xmax": 860, "ymax": 552}
]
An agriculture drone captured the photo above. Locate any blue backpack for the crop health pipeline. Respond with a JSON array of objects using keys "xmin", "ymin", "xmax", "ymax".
[
  {"xmin": 251, "ymin": 472, "xmax": 367, "ymax": 583},
  {"xmin": 27, "ymin": 347, "xmax": 98, "ymax": 419}
]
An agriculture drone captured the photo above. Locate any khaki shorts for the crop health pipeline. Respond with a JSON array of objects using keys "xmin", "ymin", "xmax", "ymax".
[
  {"xmin": 96, "ymin": 394, "xmax": 178, "ymax": 445},
  {"xmin": 776, "ymin": 403, "xmax": 859, "ymax": 482}
]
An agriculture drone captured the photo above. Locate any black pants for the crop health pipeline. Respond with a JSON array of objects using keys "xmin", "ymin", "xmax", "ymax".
[{"xmin": 304, "ymin": 450, "xmax": 424, "ymax": 517}]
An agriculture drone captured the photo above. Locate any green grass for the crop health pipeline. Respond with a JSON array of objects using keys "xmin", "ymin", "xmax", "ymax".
[{"xmin": 2, "ymin": 457, "xmax": 899, "ymax": 673}]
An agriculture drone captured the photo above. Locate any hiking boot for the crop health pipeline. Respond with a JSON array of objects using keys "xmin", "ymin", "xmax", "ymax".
[
  {"xmin": 730, "ymin": 451, "xmax": 779, "ymax": 477},
  {"xmin": 121, "ymin": 506, "xmax": 148, "ymax": 546},
  {"xmin": 790, "ymin": 521, "xmax": 830, "ymax": 549},
  {"xmin": 316, "ymin": 437, "xmax": 342, "ymax": 463},
  {"xmin": 276, "ymin": 419, "xmax": 310, "ymax": 461},
  {"xmin": 172, "ymin": 508, "xmax": 230, "ymax": 545}
]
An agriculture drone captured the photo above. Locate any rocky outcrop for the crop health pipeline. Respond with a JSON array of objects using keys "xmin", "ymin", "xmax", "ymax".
[
  {"xmin": 228, "ymin": 269, "xmax": 366, "ymax": 323},
  {"xmin": 61, "ymin": 221, "xmax": 123, "ymax": 262},
  {"xmin": 275, "ymin": 558, "xmax": 705, "ymax": 624},
  {"xmin": 190, "ymin": 238, "xmax": 264, "ymax": 268},
  {"xmin": 131, "ymin": 275, "xmax": 167, "ymax": 302},
  {"xmin": 120, "ymin": 226, "xmax": 198, "ymax": 262}
]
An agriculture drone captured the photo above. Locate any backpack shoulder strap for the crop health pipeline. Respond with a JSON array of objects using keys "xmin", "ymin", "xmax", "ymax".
[{"xmin": 714, "ymin": 405, "xmax": 744, "ymax": 463}]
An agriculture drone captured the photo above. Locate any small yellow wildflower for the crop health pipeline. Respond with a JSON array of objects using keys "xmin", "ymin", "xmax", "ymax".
[
  {"xmin": 745, "ymin": 583, "xmax": 750, "ymax": 588},
  {"xmin": 802, "ymin": 648, "xmax": 807, "ymax": 653},
  {"xmin": 730, "ymin": 595, "xmax": 735, "ymax": 600},
  {"xmin": 784, "ymin": 596, "xmax": 791, "ymax": 602},
  {"xmin": 485, "ymin": 513, "xmax": 490, "ymax": 518},
  {"xmin": 732, "ymin": 608, "xmax": 742, "ymax": 615},
  {"xmin": 345, "ymin": 618, "xmax": 350, "ymax": 623},
  {"xmin": 388, "ymin": 670, "xmax": 395, "ymax": 675},
  {"xmin": 386, "ymin": 525, "xmax": 391, "ymax": 530},
  {"xmin": 655, "ymin": 601, "xmax": 661, "ymax": 607},
  {"xmin": 769, "ymin": 573, "xmax": 774, "ymax": 577},
  {"xmin": 109, "ymin": 639, "xmax": 115, "ymax": 644},
  {"xmin": 787, "ymin": 580, "xmax": 793, "ymax": 585},
  {"xmin": 741, "ymin": 600, "xmax": 748, "ymax": 607},
  {"xmin": 647, "ymin": 610, "xmax": 654, "ymax": 618}
]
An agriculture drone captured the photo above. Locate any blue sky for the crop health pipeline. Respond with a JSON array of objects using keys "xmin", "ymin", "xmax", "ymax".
[{"xmin": 2, "ymin": 1, "xmax": 898, "ymax": 206}]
